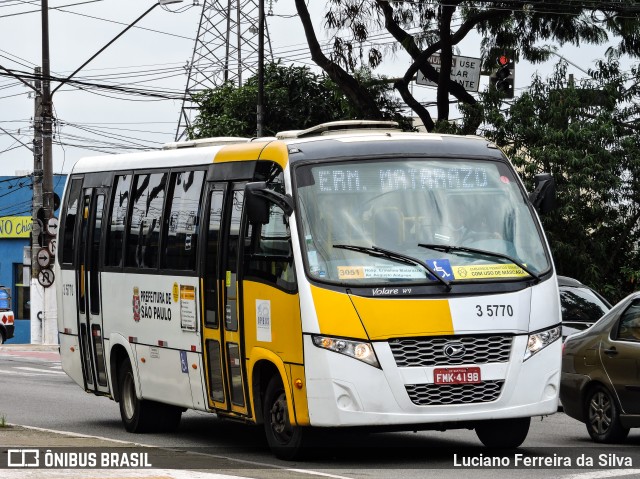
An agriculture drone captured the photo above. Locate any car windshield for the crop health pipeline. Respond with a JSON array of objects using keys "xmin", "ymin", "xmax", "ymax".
[{"xmin": 295, "ymin": 158, "xmax": 550, "ymax": 285}]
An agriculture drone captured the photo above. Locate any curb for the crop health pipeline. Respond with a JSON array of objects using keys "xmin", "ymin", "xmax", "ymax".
[{"xmin": 0, "ymin": 344, "xmax": 59, "ymax": 352}]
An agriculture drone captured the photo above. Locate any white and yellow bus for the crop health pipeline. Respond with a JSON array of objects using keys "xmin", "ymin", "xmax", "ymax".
[{"xmin": 56, "ymin": 121, "xmax": 561, "ymax": 458}]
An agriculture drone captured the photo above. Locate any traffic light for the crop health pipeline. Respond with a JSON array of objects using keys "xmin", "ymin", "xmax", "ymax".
[{"xmin": 490, "ymin": 54, "xmax": 515, "ymax": 99}]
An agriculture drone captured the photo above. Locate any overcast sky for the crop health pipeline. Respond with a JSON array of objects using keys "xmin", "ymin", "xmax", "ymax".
[{"xmin": 0, "ymin": 0, "xmax": 615, "ymax": 179}]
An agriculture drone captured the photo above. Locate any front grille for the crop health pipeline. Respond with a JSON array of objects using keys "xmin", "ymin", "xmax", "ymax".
[
  {"xmin": 389, "ymin": 335, "xmax": 513, "ymax": 367},
  {"xmin": 406, "ymin": 381, "xmax": 504, "ymax": 406}
]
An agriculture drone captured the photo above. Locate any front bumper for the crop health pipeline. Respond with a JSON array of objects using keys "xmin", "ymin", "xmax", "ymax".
[
  {"xmin": 304, "ymin": 334, "xmax": 561, "ymax": 427},
  {"xmin": 1, "ymin": 324, "xmax": 14, "ymax": 340}
]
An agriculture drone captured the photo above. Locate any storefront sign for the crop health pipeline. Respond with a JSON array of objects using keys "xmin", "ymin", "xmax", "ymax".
[{"xmin": 0, "ymin": 217, "xmax": 32, "ymax": 238}]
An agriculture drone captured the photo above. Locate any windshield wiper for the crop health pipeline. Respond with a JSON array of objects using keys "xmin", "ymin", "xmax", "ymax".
[
  {"xmin": 417, "ymin": 243, "xmax": 540, "ymax": 282},
  {"xmin": 333, "ymin": 244, "xmax": 452, "ymax": 291}
]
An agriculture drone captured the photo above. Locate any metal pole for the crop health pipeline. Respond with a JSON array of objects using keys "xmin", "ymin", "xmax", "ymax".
[
  {"xmin": 32, "ymin": 67, "xmax": 43, "ymax": 284},
  {"xmin": 256, "ymin": 0, "xmax": 264, "ymax": 137},
  {"xmin": 224, "ymin": 0, "xmax": 232, "ymax": 82},
  {"xmin": 30, "ymin": 1, "xmax": 54, "ymax": 345},
  {"xmin": 41, "ymin": 0, "xmax": 53, "ymax": 226},
  {"xmin": 236, "ymin": 0, "xmax": 242, "ymax": 85}
]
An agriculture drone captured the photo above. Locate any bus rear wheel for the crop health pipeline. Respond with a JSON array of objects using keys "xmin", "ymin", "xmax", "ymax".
[
  {"xmin": 263, "ymin": 375, "xmax": 306, "ymax": 460},
  {"xmin": 118, "ymin": 359, "xmax": 155, "ymax": 433},
  {"xmin": 475, "ymin": 417, "xmax": 530, "ymax": 448},
  {"xmin": 118, "ymin": 360, "xmax": 182, "ymax": 433}
]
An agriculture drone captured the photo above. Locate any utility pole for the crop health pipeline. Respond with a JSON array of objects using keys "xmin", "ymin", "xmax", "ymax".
[
  {"xmin": 30, "ymin": 0, "xmax": 56, "ymax": 345},
  {"xmin": 41, "ymin": 0, "xmax": 54, "ymax": 221},
  {"xmin": 29, "ymin": 67, "xmax": 43, "ymax": 344}
]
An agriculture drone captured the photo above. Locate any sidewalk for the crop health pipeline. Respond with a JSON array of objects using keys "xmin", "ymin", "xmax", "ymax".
[{"xmin": 0, "ymin": 343, "xmax": 60, "ymax": 362}]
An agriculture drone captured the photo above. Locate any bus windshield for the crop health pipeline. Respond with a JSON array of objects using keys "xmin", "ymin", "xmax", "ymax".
[{"xmin": 295, "ymin": 158, "xmax": 550, "ymax": 285}]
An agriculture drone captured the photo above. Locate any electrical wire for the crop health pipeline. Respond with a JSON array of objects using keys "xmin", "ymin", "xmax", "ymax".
[
  {"xmin": 0, "ymin": 0, "xmax": 104, "ymax": 18},
  {"xmin": 52, "ymin": 7, "xmax": 195, "ymax": 42}
]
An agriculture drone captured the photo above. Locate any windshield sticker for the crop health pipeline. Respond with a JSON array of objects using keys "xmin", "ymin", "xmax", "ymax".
[
  {"xmin": 426, "ymin": 259, "xmax": 454, "ymax": 280},
  {"xmin": 308, "ymin": 250, "xmax": 320, "ymax": 273},
  {"xmin": 453, "ymin": 263, "xmax": 528, "ymax": 279},
  {"xmin": 337, "ymin": 265, "xmax": 424, "ymax": 280}
]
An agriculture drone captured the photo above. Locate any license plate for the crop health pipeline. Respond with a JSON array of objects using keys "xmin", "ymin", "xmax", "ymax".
[{"xmin": 433, "ymin": 367, "xmax": 481, "ymax": 385}]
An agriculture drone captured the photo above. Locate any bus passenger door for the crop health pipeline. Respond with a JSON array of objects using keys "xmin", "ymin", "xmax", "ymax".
[
  {"xmin": 201, "ymin": 182, "xmax": 249, "ymax": 415},
  {"xmin": 76, "ymin": 187, "xmax": 109, "ymax": 394}
]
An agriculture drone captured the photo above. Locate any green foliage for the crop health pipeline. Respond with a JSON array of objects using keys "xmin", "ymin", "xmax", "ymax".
[
  {"xmin": 188, "ymin": 62, "xmax": 410, "ymax": 139},
  {"xmin": 316, "ymin": 1, "xmax": 640, "ymax": 129},
  {"xmin": 473, "ymin": 60, "xmax": 640, "ymax": 301}
]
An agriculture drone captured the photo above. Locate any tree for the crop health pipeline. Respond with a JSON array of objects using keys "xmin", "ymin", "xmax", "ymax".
[
  {"xmin": 188, "ymin": 62, "xmax": 410, "ymax": 139},
  {"xmin": 472, "ymin": 59, "xmax": 640, "ymax": 300},
  {"xmin": 295, "ymin": 1, "xmax": 640, "ymax": 132}
]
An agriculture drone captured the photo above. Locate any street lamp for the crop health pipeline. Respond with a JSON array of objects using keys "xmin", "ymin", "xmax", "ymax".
[{"xmin": 31, "ymin": 0, "xmax": 183, "ymax": 344}]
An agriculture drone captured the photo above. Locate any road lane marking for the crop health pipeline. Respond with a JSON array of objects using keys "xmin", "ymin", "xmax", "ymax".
[
  {"xmin": 14, "ymin": 366, "xmax": 66, "ymax": 375},
  {"xmin": 564, "ymin": 470, "xmax": 640, "ymax": 479},
  {"xmin": 0, "ymin": 370, "xmax": 43, "ymax": 377}
]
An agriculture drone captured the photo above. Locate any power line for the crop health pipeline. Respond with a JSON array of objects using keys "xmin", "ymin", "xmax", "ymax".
[
  {"xmin": 51, "ymin": 7, "xmax": 195, "ymax": 42},
  {"xmin": 0, "ymin": 0, "xmax": 103, "ymax": 18}
]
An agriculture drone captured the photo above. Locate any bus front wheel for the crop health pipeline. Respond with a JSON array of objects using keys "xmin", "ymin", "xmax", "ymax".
[
  {"xmin": 475, "ymin": 417, "xmax": 530, "ymax": 448},
  {"xmin": 263, "ymin": 375, "xmax": 305, "ymax": 460}
]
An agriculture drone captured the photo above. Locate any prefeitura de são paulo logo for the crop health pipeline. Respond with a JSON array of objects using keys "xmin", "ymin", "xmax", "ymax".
[{"xmin": 132, "ymin": 286, "xmax": 140, "ymax": 322}]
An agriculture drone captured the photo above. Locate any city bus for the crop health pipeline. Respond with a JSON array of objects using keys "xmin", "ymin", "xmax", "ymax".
[{"xmin": 55, "ymin": 120, "xmax": 561, "ymax": 458}]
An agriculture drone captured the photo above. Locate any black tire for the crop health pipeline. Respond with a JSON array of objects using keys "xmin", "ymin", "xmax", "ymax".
[
  {"xmin": 585, "ymin": 385, "xmax": 629, "ymax": 443},
  {"xmin": 263, "ymin": 375, "xmax": 306, "ymax": 460},
  {"xmin": 475, "ymin": 417, "xmax": 530, "ymax": 448},
  {"xmin": 118, "ymin": 359, "xmax": 155, "ymax": 433},
  {"xmin": 157, "ymin": 404, "xmax": 182, "ymax": 433},
  {"xmin": 0, "ymin": 330, "xmax": 5, "ymax": 345}
]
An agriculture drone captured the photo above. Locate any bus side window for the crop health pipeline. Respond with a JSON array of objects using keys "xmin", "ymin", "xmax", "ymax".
[
  {"xmin": 105, "ymin": 174, "xmax": 132, "ymax": 268},
  {"xmin": 126, "ymin": 173, "xmax": 167, "ymax": 269},
  {"xmin": 60, "ymin": 178, "xmax": 83, "ymax": 265},
  {"xmin": 244, "ymin": 203, "xmax": 296, "ymax": 292},
  {"xmin": 205, "ymin": 189, "xmax": 225, "ymax": 327},
  {"xmin": 162, "ymin": 170, "xmax": 205, "ymax": 271}
]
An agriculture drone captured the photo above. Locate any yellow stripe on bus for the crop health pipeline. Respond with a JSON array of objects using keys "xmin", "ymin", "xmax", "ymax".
[
  {"xmin": 348, "ymin": 296, "xmax": 454, "ymax": 340},
  {"xmin": 310, "ymin": 285, "xmax": 369, "ymax": 340},
  {"xmin": 258, "ymin": 140, "xmax": 289, "ymax": 169},
  {"xmin": 214, "ymin": 142, "xmax": 268, "ymax": 163},
  {"xmin": 212, "ymin": 140, "xmax": 289, "ymax": 169}
]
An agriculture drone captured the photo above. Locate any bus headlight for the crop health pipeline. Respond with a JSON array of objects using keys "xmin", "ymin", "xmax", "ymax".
[
  {"xmin": 524, "ymin": 325, "xmax": 561, "ymax": 361},
  {"xmin": 312, "ymin": 335, "xmax": 380, "ymax": 368}
]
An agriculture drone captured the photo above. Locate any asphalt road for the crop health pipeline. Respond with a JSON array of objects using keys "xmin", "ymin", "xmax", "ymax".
[{"xmin": 1, "ymin": 353, "xmax": 640, "ymax": 479}]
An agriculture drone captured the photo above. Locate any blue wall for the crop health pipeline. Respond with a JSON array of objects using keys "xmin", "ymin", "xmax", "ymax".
[
  {"xmin": 6, "ymin": 319, "xmax": 30, "ymax": 344},
  {"xmin": 0, "ymin": 174, "xmax": 66, "ymax": 341}
]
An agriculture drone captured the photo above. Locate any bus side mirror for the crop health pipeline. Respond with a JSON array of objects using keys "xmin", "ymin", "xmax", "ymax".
[
  {"xmin": 245, "ymin": 182, "xmax": 294, "ymax": 225},
  {"xmin": 529, "ymin": 173, "xmax": 557, "ymax": 215}
]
